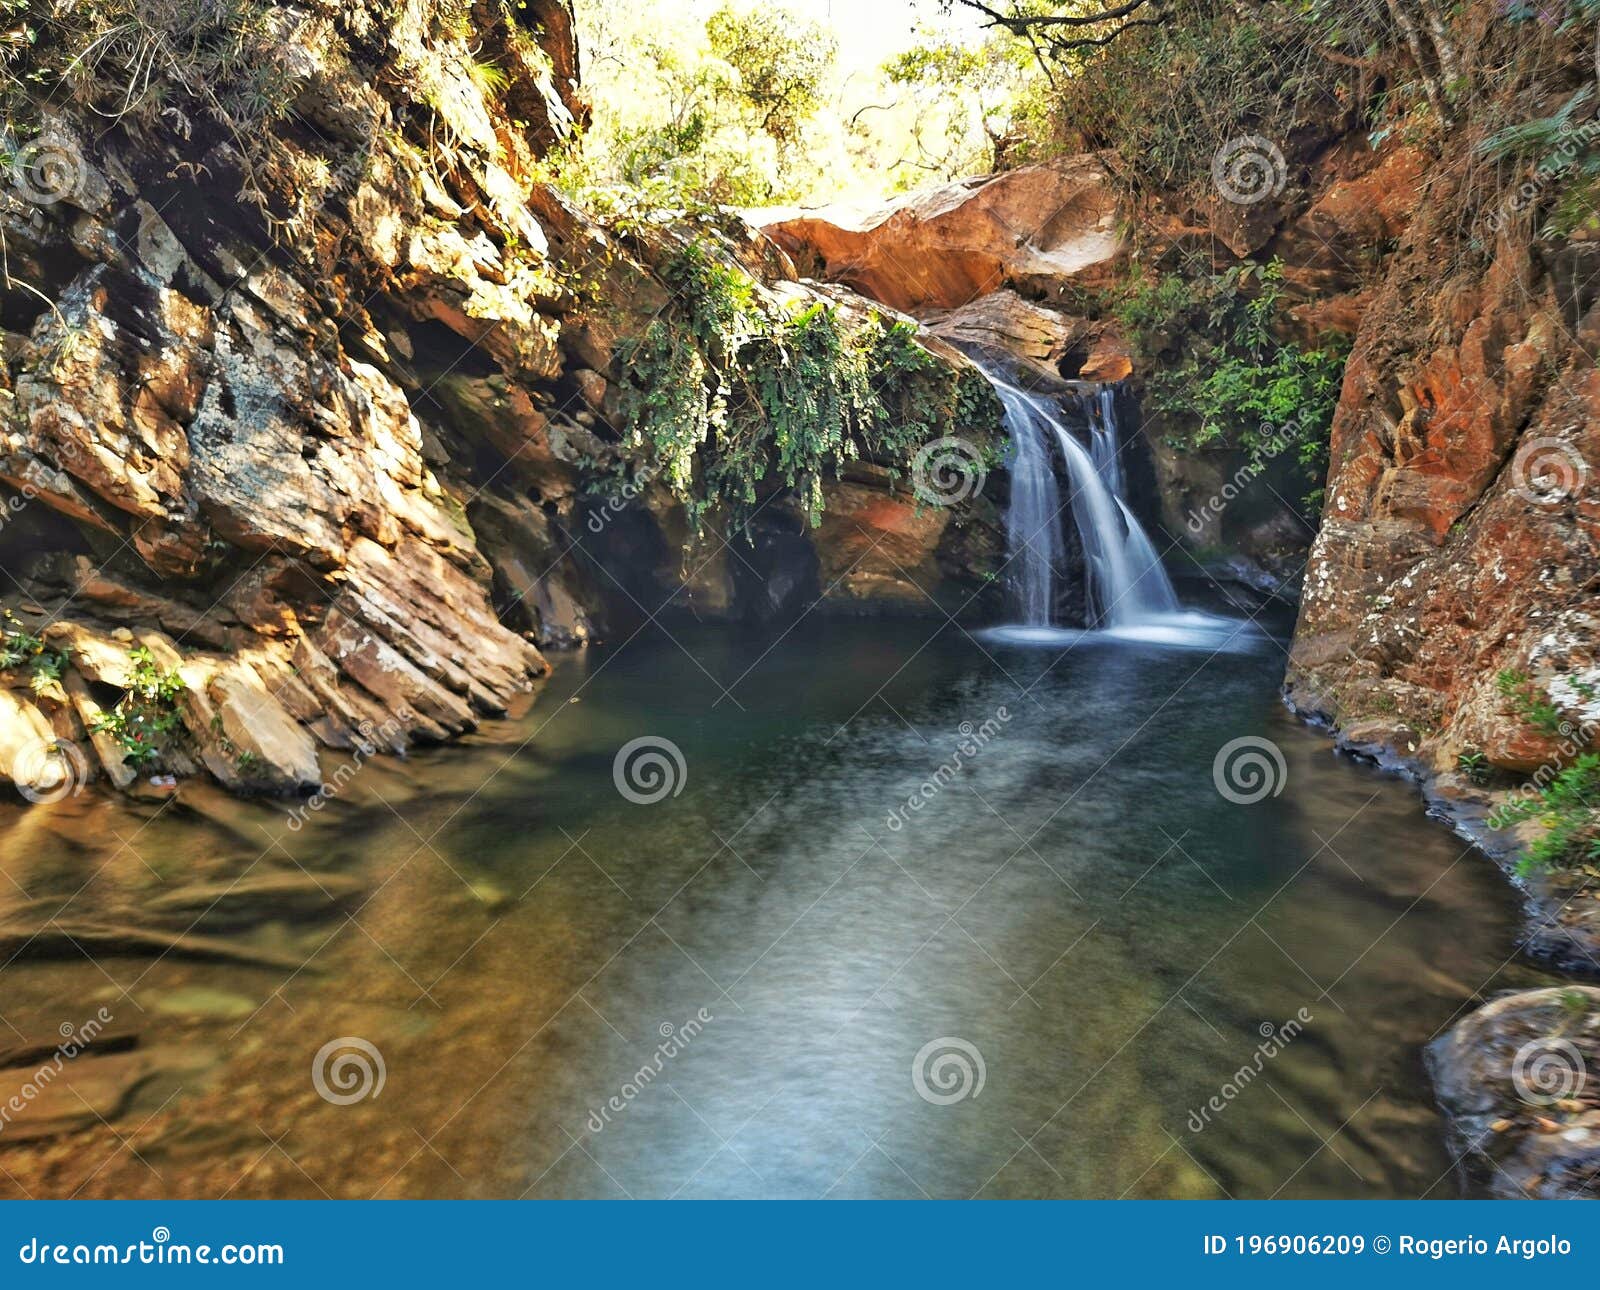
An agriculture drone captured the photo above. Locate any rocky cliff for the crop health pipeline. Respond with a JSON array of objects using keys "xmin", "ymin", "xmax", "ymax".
[
  {"xmin": 1279, "ymin": 10, "xmax": 1600, "ymax": 968},
  {"xmin": 0, "ymin": 0, "xmax": 1004, "ymax": 801}
]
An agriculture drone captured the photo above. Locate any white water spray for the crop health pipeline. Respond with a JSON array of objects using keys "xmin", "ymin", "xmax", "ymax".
[{"xmin": 986, "ymin": 369, "xmax": 1254, "ymax": 651}]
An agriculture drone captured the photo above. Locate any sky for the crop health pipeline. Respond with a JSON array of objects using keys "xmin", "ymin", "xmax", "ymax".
[{"xmin": 778, "ymin": 0, "xmax": 989, "ymax": 72}]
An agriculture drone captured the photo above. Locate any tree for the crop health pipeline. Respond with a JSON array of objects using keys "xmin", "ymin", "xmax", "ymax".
[
  {"xmin": 880, "ymin": 30, "xmax": 1047, "ymax": 175},
  {"xmin": 705, "ymin": 3, "xmax": 837, "ymax": 146},
  {"xmin": 949, "ymin": 0, "xmax": 1168, "ymax": 68}
]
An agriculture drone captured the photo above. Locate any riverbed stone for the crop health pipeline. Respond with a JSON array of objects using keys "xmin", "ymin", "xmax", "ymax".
[{"xmin": 1427, "ymin": 986, "xmax": 1600, "ymax": 1199}]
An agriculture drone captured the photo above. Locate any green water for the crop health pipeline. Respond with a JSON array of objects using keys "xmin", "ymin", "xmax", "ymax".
[{"xmin": 0, "ymin": 619, "xmax": 1541, "ymax": 1197}]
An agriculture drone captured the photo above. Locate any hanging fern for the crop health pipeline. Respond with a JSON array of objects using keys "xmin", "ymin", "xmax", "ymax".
[{"xmin": 616, "ymin": 241, "xmax": 1003, "ymax": 528}]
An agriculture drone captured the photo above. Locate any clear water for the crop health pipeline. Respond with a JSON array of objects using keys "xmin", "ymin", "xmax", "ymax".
[{"xmin": 0, "ymin": 620, "xmax": 1539, "ymax": 1198}]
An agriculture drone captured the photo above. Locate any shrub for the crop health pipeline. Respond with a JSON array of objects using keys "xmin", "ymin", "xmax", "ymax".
[
  {"xmin": 615, "ymin": 240, "xmax": 1002, "ymax": 528},
  {"xmin": 1125, "ymin": 259, "xmax": 1347, "ymax": 511},
  {"xmin": 1489, "ymin": 753, "xmax": 1600, "ymax": 875}
]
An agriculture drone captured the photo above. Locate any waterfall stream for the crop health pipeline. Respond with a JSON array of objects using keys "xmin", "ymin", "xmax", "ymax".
[{"xmin": 983, "ymin": 369, "xmax": 1255, "ymax": 651}]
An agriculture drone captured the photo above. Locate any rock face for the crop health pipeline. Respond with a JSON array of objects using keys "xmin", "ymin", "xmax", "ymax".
[
  {"xmin": 1427, "ymin": 987, "xmax": 1600, "ymax": 1199},
  {"xmin": 757, "ymin": 156, "xmax": 1125, "ymax": 315},
  {"xmin": 1280, "ymin": 57, "xmax": 1599, "ymax": 805},
  {"xmin": 0, "ymin": 3, "xmax": 582, "ymax": 798},
  {"xmin": 0, "ymin": 0, "xmax": 1007, "ymax": 802}
]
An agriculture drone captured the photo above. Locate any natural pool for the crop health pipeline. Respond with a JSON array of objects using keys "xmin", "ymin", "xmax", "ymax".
[{"xmin": 0, "ymin": 618, "xmax": 1544, "ymax": 1198}]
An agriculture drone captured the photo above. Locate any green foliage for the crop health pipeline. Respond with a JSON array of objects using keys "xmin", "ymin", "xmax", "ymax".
[
  {"xmin": 616, "ymin": 240, "xmax": 1002, "ymax": 528},
  {"xmin": 879, "ymin": 26, "xmax": 1051, "ymax": 181},
  {"xmin": 1488, "ymin": 753, "xmax": 1600, "ymax": 876},
  {"xmin": 1497, "ymin": 668, "xmax": 1567, "ymax": 738},
  {"xmin": 91, "ymin": 647, "xmax": 187, "ymax": 771},
  {"xmin": 1041, "ymin": 0, "xmax": 1386, "ymax": 199},
  {"xmin": 1124, "ymin": 260, "xmax": 1347, "ymax": 509},
  {"xmin": 0, "ymin": 609, "xmax": 66, "ymax": 696},
  {"xmin": 1456, "ymin": 748, "xmax": 1492, "ymax": 786},
  {"xmin": 556, "ymin": 0, "xmax": 838, "ymax": 209},
  {"xmin": 704, "ymin": 3, "xmax": 834, "ymax": 147}
]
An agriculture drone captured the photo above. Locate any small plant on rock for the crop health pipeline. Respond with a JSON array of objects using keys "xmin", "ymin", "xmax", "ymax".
[
  {"xmin": 1497, "ymin": 668, "xmax": 1568, "ymax": 738},
  {"xmin": 0, "ymin": 610, "xmax": 68, "ymax": 696},
  {"xmin": 1456, "ymin": 748, "xmax": 1492, "ymax": 786},
  {"xmin": 1489, "ymin": 753, "xmax": 1600, "ymax": 876},
  {"xmin": 91, "ymin": 647, "xmax": 187, "ymax": 771}
]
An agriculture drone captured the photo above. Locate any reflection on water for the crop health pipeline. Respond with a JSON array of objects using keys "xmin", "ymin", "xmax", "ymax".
[{"xmin": 0, "ymin": 619, "xmax": 1543, "ymax": 1198}]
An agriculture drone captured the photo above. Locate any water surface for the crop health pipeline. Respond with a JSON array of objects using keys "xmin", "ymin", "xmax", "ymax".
[{"xmin": 0, "ymin": 619, "xmax": 1540, "ymax": 1198}]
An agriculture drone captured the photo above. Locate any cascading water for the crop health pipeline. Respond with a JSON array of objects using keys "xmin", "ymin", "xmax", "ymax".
[{"xmin": 985, "ymin": 365, "xmax": 1255, "ymax": 651}]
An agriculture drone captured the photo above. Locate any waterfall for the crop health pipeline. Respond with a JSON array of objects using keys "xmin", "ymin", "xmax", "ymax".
[
  {"xmin": 995, "ymin": 377, "xmax": 1178, "ymax": 629},
  {"xmin": 986, "ymin": 366, "xmax": 1255, "ymax": 651},
  {"xmin": 1081, "ymin": 385, "xmax": 1122, "ymax": 497}
]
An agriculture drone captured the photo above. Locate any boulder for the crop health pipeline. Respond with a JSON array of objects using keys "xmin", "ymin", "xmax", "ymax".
[
  {"xmin": 1427, "ymin": 987, "xmax": 1600, "ymax": 1199},
  {"xmin": 924, "ymin": 290, "xmax": 1083, "ymax": 369},
  {"xmin": 756, "ymin": 156, "xmax": 1124, "ymax": 315}
]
